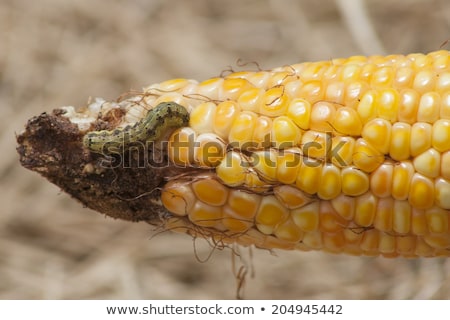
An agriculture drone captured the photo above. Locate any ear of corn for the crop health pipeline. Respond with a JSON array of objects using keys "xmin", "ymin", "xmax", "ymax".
[{"xmin": 147, "ymin": 51, "xmax": 450, "ymax": 257}]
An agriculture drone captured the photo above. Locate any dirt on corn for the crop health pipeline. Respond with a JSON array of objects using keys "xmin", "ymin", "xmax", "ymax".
[{"xmin": 4, "ymin": 0, "xmax": 450, "ymax": 299}]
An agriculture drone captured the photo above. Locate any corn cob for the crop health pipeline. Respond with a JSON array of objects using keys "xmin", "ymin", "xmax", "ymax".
[{"xmin": 82, "ymin": 50, "xmax": 450, "ymax": 257}]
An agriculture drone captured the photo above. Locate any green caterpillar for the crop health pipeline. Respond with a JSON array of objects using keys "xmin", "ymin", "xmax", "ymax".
[{"xmin": 83, "ymin": 101, "xmax": 190, "ymax": 154}]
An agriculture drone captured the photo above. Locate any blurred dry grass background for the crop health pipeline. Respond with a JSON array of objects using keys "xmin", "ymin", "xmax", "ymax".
[{"xmin": 2, "ymin": 0, "xmax": 450, "ymax": 299}]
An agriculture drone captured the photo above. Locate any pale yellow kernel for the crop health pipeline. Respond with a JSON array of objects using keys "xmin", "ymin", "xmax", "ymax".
[
  {"xmin": 344, "ymin": 81, "xmax": 369, "ymax": 108},
  {"xmin": 371, "ymin": 66, "xmax": 394, "ymax": 87},
  {"xmin": 286, "ymin": 98, "xmax": 311, "ymax": 130},
  {"xmin": 252, "ymin": 116, "xmax": 272, "ymax": 148},
  {"xmin": 425, "ymin": 207, "xmax": 449, "ymax": 234},
  {"xmin": 378, "ymin": 233, "xmax": 395, "ymax": 254},
  {"xmin": 255, "ymin": 195, "xmax": 289, "ymax": 229},
  {"xmin": 423, "ymin": 234, "xmax": 450, "ymax": 250},
  {"xmin": 389, "ymin": 122, "xmax": 411, "ymax": 161},
  {"xmin": 161, "ymin": 181, "xmax": 195, "ymax": 216},
  {"xmin": 298, "ymin": 80, "xmax": 324, "ymax": 103},
  {"xmin": 377, "ymin": 88, "xmax": 399, "ymax": 122},
  {"xmin": 319, "ymin": 201, "xmax": 348, "ymax": 233},
  {"xmin": 341, "ymin": 166, "xmax": 370, "ymax": 196},
  {"xmin": 343, "ymin": 222, "xmax": 363, "ymax": 244},
  {"xmin": 192, "ymin": 178, "xmax": 229, "ymax": 206},
  {"xmin": 340, "ymin": 64, "xmax": 362, "ymax": 81},
  {"xmin": 442, "ymin": 151, "xmax": 450, "ymax": 180},
  {"xmin": 250, "ymin": 150, "xmax": 278, "ymax": 183},
  {"xmin": 440, "ymin": 92, "xmax": 450, "ymax": 119},
  {"xmin": 260, "ymin": 87, "xmax": 289, "ymax": 117},
  {"xmin": 228, "ymin": 111, "xmax": 257, "ymax": 147},
  {"xmin": 435, "ymin": 178, "xmax": 450, "ymax": 210},
  {"xmin": 410, "ymin": 122, "xmax": 432, "ymax": 156},
  {"xmin": 360, "ymin": 230, "xmax": 379, "ymax": 254},
  {"xmin": 408, "ymin": 53, "xmax": 432, "ymax": 68},
  {"xmin": 266, "ymin": 71, "xmax": 295, "ymax": 88},
  {"xmin": 197, "ymin": 78, "xmax": 223, "ymax": 101},
  {"xmin": 413, "ymin": 69, "xmax": 436, "ymax": 93},
  {"xmin": 412, "ymin": 148, "xmax": 441, "ymax": 178},
  {"xmin": 325, "ymin": 81, "xmax": 345, "ymax": 104},
  {"xmin": 194, "ymin": 133, "xmax": 226, "ymax": 167},
  {"xmin": 310, "ymin": 101, "xmax": 336, "ymax": 132},
  {"xmin": 360, "ymin": 63, "xmax": 377, "ymax": 80},
  {"xmin": 411, "ymin": 208, "xmax": 427, "ymax": 235},
  {"xmin": 392, "ymin": 200, "xmax": 411, "ymax": 234},
  {"xmin": 274, "ymin": 218, "xmax": 303, "ymax": 243},
  {"xmin": 394, "ymin": 67, "xmax": 414, "ymax": 89},
  {"xmin": 274, "ymin": 185, "xmax": 312, "ymax": 209},
  {"xmin": 361, "ymin": 118, "xmax": 392, "ymax": 154},
  {"xmin": 318, "ymin": 164, "xmax": 341, "ymax": 200},
  {"xmin": 432, "ymin": 119, "xmax": 450, "ymax": 152},
  {"xmin": 430, "ymin": 50, "xmax": 450, "ymax": 69},
  {"xmin": 189, "ymin": 201, "xmax": 222, "ymax": 228},
  {"xmin": 398, "ymin": 89, "xmax": 420, "ymax": 124},
  {"xmin": 436, "ymin": 72, "xmax": 450, "ymax": 92},
  {"xmin": 227, "ymin": 189, "xmax": 261, "ymax": 219},
  {"xmin": 216, "ymin": 151, "xmax": 247, "ymax": 186},
  {"xmin": 409, "ymin": 173, "xmax": 435, "ymax": 209},
  {"xmin": 302, "ymin": 231, "xmax": 323, "ymax": 249},
  {"xmin": 301, "ymin": 62, "xmax": 329, "ymax": 80},
  {"xmin": 414, "ymin": 237, "xmax": 435, "ymax": 256},
  {"xmin": 396, "ymin": 236, "xmax": 416, "ymax": 255},
  {"xmin": 284, "ymin": 79, "xmax": 303, "ymax": 98},
  {"xmin": 276, "ymin": 149, "xmax": 302, "ymax": 184},
  {"xmin": 417, "ymin": 92, "xmax": 440, "ymax": 123},
  {"xmin": 237, "ymin": 87, "xmax": 263, "ymax": 112},
  {"xmin": 370, "ymin": 163, "xmax": 393, "ymax": 197},
  {"xmin": 353, "ymin": 138, "xmax": 384, "ymax": 173},
  {"xmin": 245, "ymin": 71, "xmax": 271, "ymax": 88},
  {"xmin": 245, "ymin": 170, "xmax": 270, "ymax": 193},
  {"xmin": 331, "ymin": 194, "xmax": 355, "ymax": 220},
  {"xmin": 221, "ymin": 77, "xmax": 252, "ymax": 100},
  {"xmin": 323, "ymin": 65, "xmax": 340, "ymax": 82},
  {"xmin": 323, "ymin": 232, "xmax": 346, "ymax": 253},
  {"xmin": 222, "ymin": 206, "xmax": 253, "ymax": 232},
  {"xmin": 392, "ymin": 161, "xmax": 414, "ymax": 200},
  {"xmin": 374, "ymin": 197, "xmax": 394, "ymax": 232},
  {"xmin": 295, "ymin": 160, "xmax": 322, "ymax": 195},
  {"xmin": 168, "ymin": 127, "xmax": 196, "ymax": 166},
  {"xmin": 271, "ymin": 116, "xmax": 302, "ymax": 148},
  {"xmin": 190, "ymin": 102, "xmax": 216, "ymax": 134},
  {"xmin": 331, "ymin": 136, "xmax": 355, "ymax": 167},
  {"xmin": 291, "ymin": 202, "xmax": 320, "ymax": 232},
  {"xmin": 354, "ymin": 192, "xmax": 377, "ymax": 227},
  {"xmin": 301, "ymin": 130, "xmax": 329, "ymax": 160},
  {"xmin": 213, "ymin": 101, "xmax": 240, "ymax": 139},
  {"xmin": 331, "ymin": 107, "xmax": 363, "ymax": 136}
]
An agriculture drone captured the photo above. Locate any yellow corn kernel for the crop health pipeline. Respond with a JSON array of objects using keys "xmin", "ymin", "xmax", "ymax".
[
  {"xmin": 391, "ymin": 161, "xmax": 415, "ymax": 200},
  {"xmin": 331, "ymin": 136, "xmax": 355, "ymax": 167},
  {"xmin": 354, "ymin": 192, "xmax": 377, "ymax": 227},
  {"xmin": 194, "ymin": 133, "xmax": 226, "ymax": 167},
  {"xmin": 341, "ymin": 166, "xmax": 369, "ymax": 196},
  {"xmin": 425, "ymin": 207, "xmax": 449, "ymax": 234},
  {"xmin": 237, "ymin": 87, "xmax": 263, "ymax": 112},
  {"xmin": 197, "ymin": 77, "xmax": 223, "ymax": 101},
  {"xmin": 357, "ymin": 90, "xmax": 378, "ymax": 123},
  {"xmin": 286, "ymin": 98, "xmax": 311, "ymax": 130},
  {"xmin": 255, "ymin": 195, "xmax": 289, "ymax": 234},
  {"xmin": 409, "ymin": 173, "xmax": 435, "ymax": 209},
  {"xmin": 168, "ymin": 127, "xmax": 197, "ymax": 167},
  {"xmin": 295, "ymin": 160, "xmax": 322, "ymax": 195},
  {"xmin": 377, "ymin": 88, "xmax": 399, "ymax": 122},
  {"xmin": 413, "ymin": 69, "xmax": 436, "ymax": 94},
  {"xmin": 216, "ymin": 151, "xmax": 247, "ymax": 186},
  {"xmin": 397, "ymin": 89, "xmax": 420, "ymax": 124},
  {"xmin": 192, "ymin": 177, "xmax": 229, "ymax": 206},
  {"xmin": 190, "ymin": 102, "xmax": 216, "ymax": 134},
  {"xmin": 189, "ymin": 201, "xmax": 223, "ymax": 228},
  {"xmin": 298, "ymin": 80, "xmax": 324, "ymax": 103},
  {"xmin": 441, "ymin": 151, "xmax": 450, "ymax": 180},
  {"xmin": 319, "ymin": 201, "xmax": 348, "ymax": 233},
  {"xmin": 331, "ymin": 194, "xmax": 355, "ymax": 220},
  {"xmin": 274, "ymin": 217, "xmax": 303, "ymax": 243},
  {"xmin": 432, "ymin": 119, "xmax": 450, "ymax": 152},
  {"xmin": 361, "ymin": 118, "xmax": 392, "ymax": 154},
  {"xmin": 410, "ymin": 122, "xmax": 432, "ymax": 156},
  {"xmin": 250, "ymin": 150, "xmax": 278, "ymax": 183},
  {"xmin": 374, "ymin": 197, "xmax": 394, "ymax": 232},
  {"xmin": 161, "ymin": 181, "xmax": 195, "ymax": 216},
  {"xmin": 274, "ymin": 185, "xmax": 313, "ymax": 209},
  {"xmin": 440, "ymin": 92, "xmax": 450, "ymax": 118},
  {"xmin": 370, "ymin": 163, "xmax": 393, "ymax": 198},
  {"xmin": 276, "ymin": 148, "xmax": 302, "ymax": 184},
  {"xmin": 260, "ymin": 87, "xmax": 289, "ymax": 117},
  {"xmin": 353, "ymin": 138, "xmax": 384, "ymax": 172},
  {"xmin": 412, "ymin": 148, "xmax": 441, "ymax": 178},
  {"xmin": 325, "ymin": 81, "xmax": 345, "ymax": 104},
  {"xmin": 318, "ymin": 164, "xmax": 341, "ymax": 200},
  {"xmin": 291, "ymin": 202, "xmax": 320, "ymax": 232},
  {"xmin": 435, "ymin": 178, "xmax": 450, "ymax": 209},
  {"xmin": 228, "ymin": 111, "xmax": 257, "ymax": 147},
  {"xmin": 417, "ymin": 92, "xmax": 440, "ymax": 123},
  {"xmin": 222, "ymin": 77, "xmax": 252, "ymax": 100},
  {"xmin": 252, "ymin": 116, "xmax": 272, "ymax": 148},
  {"xmin": 389, "ymin": 122, "xmax": 411, "ymax": 161},
  {"xmin": 392, "ymin": 200, "xmax": 411, "ymax": 234},
  {"xmin": 222, "ymin": 190, "xmax": 261, "ymax": 232},
  {"xmin": 411, "ymin": 208, "xmax": 427, "ymax": 235},
  {"xmin": 331, "ymin": 107, "xmax": 363, "ymax": 136},
  {"xmin": 271, "ymin": 116, "xmax": 302, "ymax": 148},
  {"xmin": 310, "ymin": 101, "xmax": 336, "ymax": 132},
  {"xmin": 213, "ymin": 101, "xmax": 240, "ymax": 139}
]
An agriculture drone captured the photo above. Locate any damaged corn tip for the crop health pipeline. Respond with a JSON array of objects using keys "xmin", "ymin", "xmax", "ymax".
[{"xmin": 159, "ymin": 50, "xmax": 450, "ymax": 257}]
